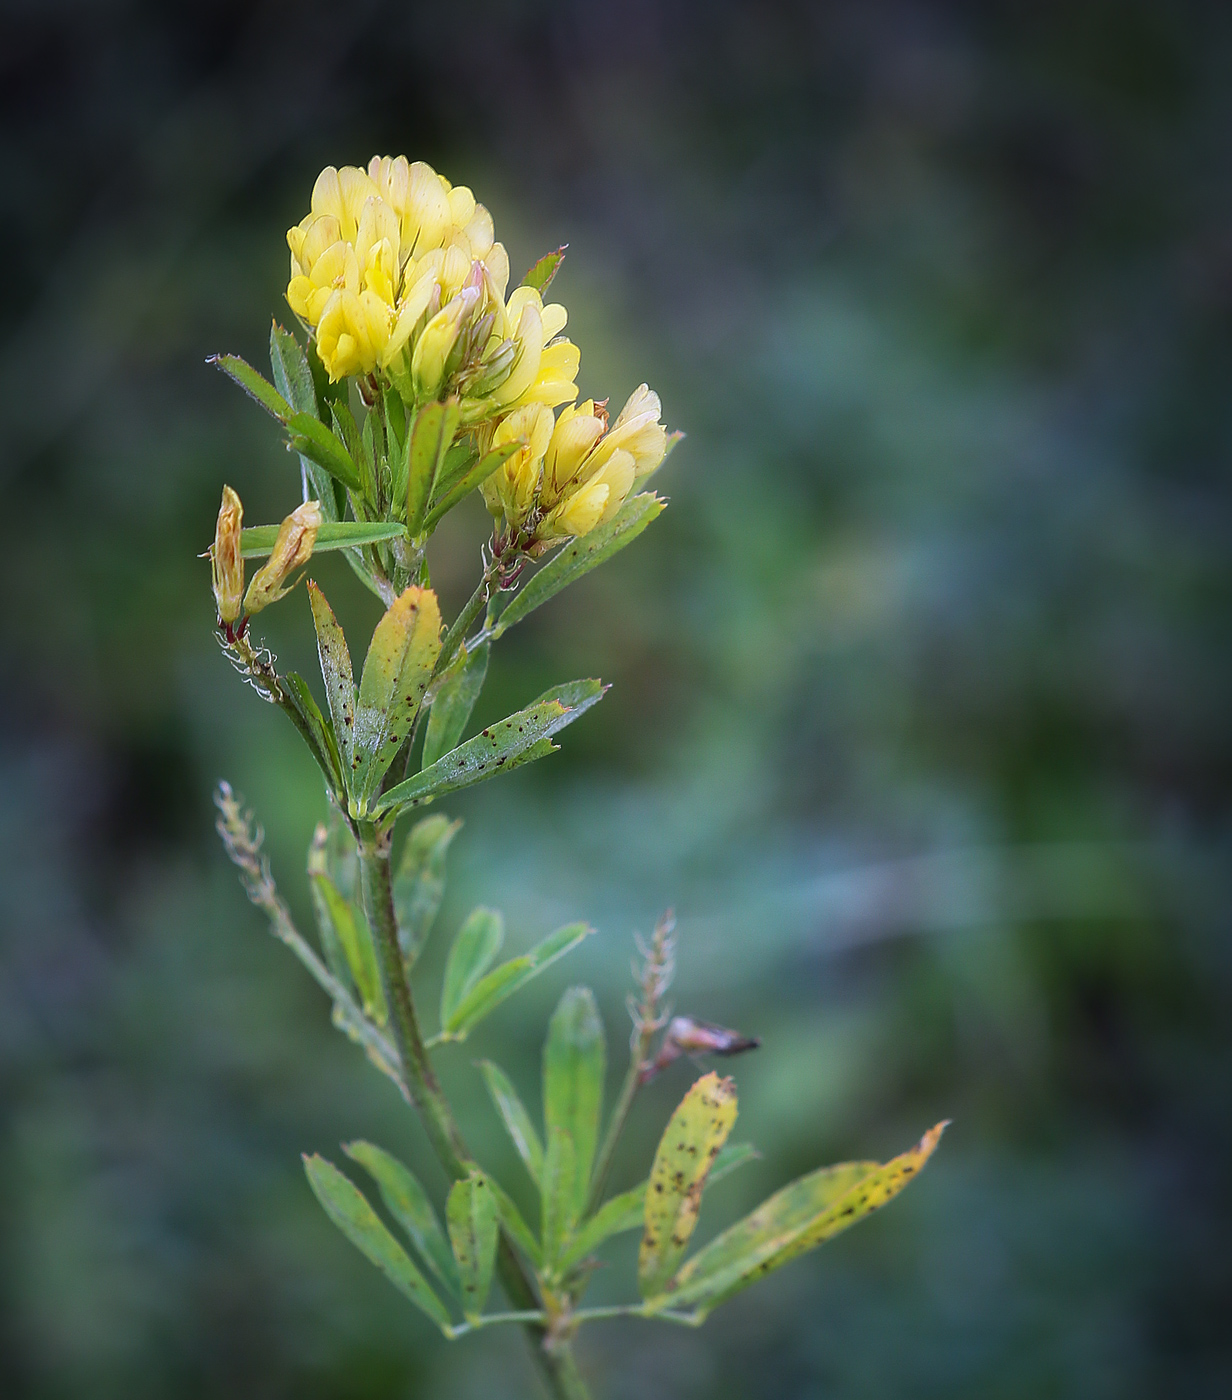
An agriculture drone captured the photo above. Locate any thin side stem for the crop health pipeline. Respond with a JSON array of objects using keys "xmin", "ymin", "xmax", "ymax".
[{"xmin": 587, "ymin": 1042, "xmax": 647, "ymax": 1214}]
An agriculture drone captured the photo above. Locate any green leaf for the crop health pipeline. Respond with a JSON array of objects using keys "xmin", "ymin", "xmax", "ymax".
[
  {"xmin": 307, "ymin": 582, "xmax": 357, "ymax": 783},
  {"xmin": 477, "ymin": 1060, "xmax": 544, "ymax": 1187},
  {"xmin": 446, "ymin": 1171, "xmax": 499, "ymax": 1322},
  {"xmin": 541, "ymin": 1126, "xmax": 576, "ymax": 1265},
  {"xmin": 423, "ymin": 441, "xmax": 520, "ymax": 531},
  {"xmin": 303, "ymin": 1154, "xmax": 451, "ymax": 1333},
  {"xmin": 440, "ymin": 907, "xmax": 504, "ymax": 1031},
  {"xmin": 494, "ymin": 493, "xmax": 665, "ymax": 636},
  {"xmin": 442, "ymin": 922, "xmax": 592, "ymax": 1040},
  {"xmin": 241, "ymin": 521, "xmax": 406, "ymax": 559},
  {"xmin": 282, "ymin": 671, "xmax": 345, "ymax": 794},
  {"xmin": 306, "ymin": 824, "xmax": 354, "ymax": 992},
  {"xmin": 654, "ymin": 1121, "xmax": 948, "ymax": 1317},
  {"xmin": 638, "ymin": 1072, "xmax": 738, "ymax": 1300},
  {"xmin": 210, "ymin": 352, "xmax": 291, "ymax": 422},
  {"xmin": 351, "ymin": 587, "xmax": 442, "ymax": 805},
  {"xmin": 374, "ymin": 679, "xmax": 607, "ymax": 817},
  {"xmin": 543, "ymin": 986, "xmax": 605, "ymax": 1230},
  {"xmin": 708, "ymin": 1140, "xmax": 761, "ymax": 1186},
  {"xmin": 487, "ymin": 1177, "xmax": 543, "ymax": 1270},
  {"xmin": 269, "ymin": 322, "xmax": 317, "ymax": 417},
  {"xmin": 422, "ymin": 642, "xmax": 488, "ymax": 770},
  {"xmin": 343, "ymin": 1141, "xmax": 460, "ymax": 1299},
  {"xmin": 407, "ymin": 400, "xmax": 460, "ymax": 533},
  {"xmin": 556, "ymin": 1184, "xmax": 645, "ymax": 1275},
  {"xmin": 521, "ymin": 246, "xmax": 567, "ymax": 294},
  {"xmin": 308, "ymin": 865, "xmax": 386, "ymax": 1023},
  {"xmin": 287, "ymin": 411, "xmax": 362, "ymax": 493},
  {"xmin": 393, "ymin": 815, "xmax": 461, "ymax": 969}
]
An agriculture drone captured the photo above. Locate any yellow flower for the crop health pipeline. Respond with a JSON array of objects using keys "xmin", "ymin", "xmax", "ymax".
[
  {"xmin": 543, "ymin": 450, "xmax": 636, "ymax": 539},
  {"xmin": 243, "ymin": 501, "xmax": 322, "ymax": 614},
  {"xmin": 480, "ymin": 404, "xmax": 555, "ymax": 528},
  {"xmin": 211, "ymin": 485, "xmax": 244, "ymax": 624},
  {"xmin": 490, "ymin": 288, "xmax": 579, "ymax": 410},
  {"xmin": 584, "ymin": 384, "xmax": 669, "ymax": 480},
  {"xmin": 315, "ymin": 287, "xmax": 393, "ymax": 380}
]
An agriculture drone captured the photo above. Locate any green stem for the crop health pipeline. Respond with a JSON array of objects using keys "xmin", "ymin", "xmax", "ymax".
[
  {"xmin": 434, "ymin": 566, "xmax": 494, "ymax": 681},
  {"xmin": 356, "ymin": 830, "xmax": 592, "ymax": 1400}
]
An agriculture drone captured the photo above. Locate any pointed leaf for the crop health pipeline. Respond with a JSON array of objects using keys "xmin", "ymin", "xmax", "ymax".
[
  {"xmin": 423, "ymin": 440, "xmax": 520, "ymax": 531},
  {"xmin": 494, "ymin": 493, "xmax": 665, "ymax": 637},
  {"xmin": 344, "ymin": 1141, "xmax": 460, "ymax": 1298},
  {"xmin": 422, "ymin": 642, "xmax": 488, "ymax": 770},
  {"xmin": 269, "ymin": 322, "xmax": 317, "ymax": 416},
  {"xmin": 306, "ymin": 825, "xmax": 355, "ymax": 992},
  {"xmin": 308, "ymin": 867, "xmax": 387, "ymax": 1023},
  {"xmin": 708, "ymin": 1141, "xmax": 761, "ymax": 1186},
  {"xmin": 477, "ymin": 1060, "xmax": 544, "ymax": 1187},
  {"xmin": 307, "ymin": 582, "xmax": 356, "ymax": 780},
  {"xmin": 446, "ymin": 1171, "xmax": 499, "ymax": 1321},
  {"xmin": 287, "ymin": 411, "xmax": 362, "ymax": 492},
  {"xmin": 657, "ymin": 1121, "xmax": 948, "ymax": 1316},
  {"xmin": 282, "ymin": 672, "xmax": 345, "ymax": 794},
  {"xmin": 210, "ymin": 352, "xmax": 290, "ymax": 421},
  {"xmin": 241, "ymin": 520, "xmax": 406, "ymax": 558},
  {"xmin": 303, "ymin": 1154, "xmax": 451, "ymax": 1332},
  {"xmin": 407, "ymin": 400, "xmax": 461, "ymax": 533},
  {"xmin": 352, "ymin": 587, "xmax": 442, "ymax": 803},
  {"xmin": 488, "ymin": 1177, "xmax": 543, "ymax": 1270},
  {"xmin": 557, "ymin": 1184, "xmax": 645, "ymax": 1275},
  {"xmin": 521, "ymin": 246, "xmax": 567, "ymax": 295},
  {"xmin": 638, "ymin": 1072, "xmax": 738, "ymax": 1300},
  {"xmin": 541, "ymin": 1126, "xmax": 576, "ymax": 1265},
  {"xmin": 440, "ymin": 907, "xmax": 504, "ymax": 1030},
  {"xmin": 444, "ymin": 922, "xmax": 592, "ymax": 1039},
  {"xmin": 543, "ymin": 986, "xmax": 605, "ymax": 1229},
  {"xmin": 374, "ymin": 679, "xmax": 607, "ymax": 817},
  {"xmin": 393, "ymin": 815, "xmax": 461, "ymax": 969}
]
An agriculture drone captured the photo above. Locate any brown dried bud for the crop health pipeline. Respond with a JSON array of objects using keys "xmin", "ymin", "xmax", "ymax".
[
  {"xmin": 211, "ymin": 485, "xmax": 244, "ymax": 624},
  {"xmin": 243, "ymin": 500, "xmax": 321, "ymax": 615}
]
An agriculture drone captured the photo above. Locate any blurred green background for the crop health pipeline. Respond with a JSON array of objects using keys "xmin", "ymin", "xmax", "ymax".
[{"xmin": 2, "ymin": 1, "xmax": 1230, "ymax": 1396}]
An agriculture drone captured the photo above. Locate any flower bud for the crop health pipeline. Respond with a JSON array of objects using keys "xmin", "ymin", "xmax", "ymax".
[
  {"xmin": 411, "ymin": 286, "xmax": 479, "ymax": 399},
  {"xmin": 211, "ymin": 485, "xmax": 244, "ymax": 624},
  {"xmin": 243, "ymin": 501, "xmax": 322, "ymax": 615}
]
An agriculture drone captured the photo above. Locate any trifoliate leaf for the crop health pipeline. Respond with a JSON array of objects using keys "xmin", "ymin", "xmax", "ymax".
[
  {"xmin": 442, "ymin": 923, "xmax": 592, "ymax": 1040},
  {"xmin": 440, "ymin": 907, "xmax": 505, "ymax": 1031}
]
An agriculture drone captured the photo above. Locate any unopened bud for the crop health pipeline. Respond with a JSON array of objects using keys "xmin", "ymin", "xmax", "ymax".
[
  {"xmin": 469, "ymin": 336, "xmax": 518, "ymax": 396},
  {"xmin": 412, "ymin": 286, "xmax": 480, "ymax": 399},
  {"xmin": 243, "ymin": 500, "xmax": 322, "ymax": 615},
  {"xmin": 211, "ymin": 485, "xmax": 244, "ymax": 624}
]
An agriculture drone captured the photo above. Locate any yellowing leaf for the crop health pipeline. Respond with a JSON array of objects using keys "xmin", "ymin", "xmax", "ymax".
[
  {"xmin": 351, "ymin": 586, "xmax": 442, "ymax": 804},
  {"xmin": 638, "ymin": 1072, "xmax": 738, "ymax": 1300},
  {"xmin": 658, "ymin": 1121, "xmax": 948, "ymax": 1317},
  {"xmin": 307, "ymin": 582, "xmax": 356, "ymax": 780}
]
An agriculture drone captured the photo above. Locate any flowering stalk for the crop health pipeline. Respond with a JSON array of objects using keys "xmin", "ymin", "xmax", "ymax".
[{"xmin": 207, "ymin": 155, "xmax": 943, "ymax": 1400}]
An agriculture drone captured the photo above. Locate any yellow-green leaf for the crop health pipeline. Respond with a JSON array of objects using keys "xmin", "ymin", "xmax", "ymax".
[
  {"xmin": 477, "ymin": 1059, "xmax": 544, "ymax": 1188},
  {"xmin": 422, "ymin": 642, "xmax": 488, "ymax": 770},
  {"xmin": 543, "ymin": 986, "xmax": 605, "ymax": 1232},
  {"xmin": 374, "ymin": 679, "xmax": 607, "ymax": 817},
  {"xmin": 392, "ymin": 815, "xmax": 460, "ymax": 969},
  {"xmin": 658, "ymin": 1121, "xmax": 948, "ymax": 1317},
  {"xmin": 344, "ymin": 1141, "xmax": 460, "ymax": 1299},
  {"xmin": 307, "ymin": 582, "xmax": 356, "ymax": 781},
  {"xmin": 638, "ymin": 1072, "xmax": 738, "ymax": 1300},
  {"xmin": 282, "ymin": 671, "xmax": 345, "ymax": 794},
  {"xmin": 351, "ymin": 586, "xmax": 442, "ymax": 804},
  {"xmin": 440, "ymin": 907, "xmax": 504, "ymax": 1030},
  {"xmin": 446, "ymin": 1171, "xmax": 499, "ymax": 1322},
  {"xmin": 442, "ymin": 922, "xmax": 592, "ymax": 1039},
  {"xmin": 303, "ymin": 1154, "xmax": 450, "ymax": 1333}
]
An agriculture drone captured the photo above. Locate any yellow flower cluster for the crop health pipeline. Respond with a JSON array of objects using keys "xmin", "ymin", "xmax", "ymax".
[
  {"xmin": 286, "ymin": 157, "xmax": 577, "ymax": 412},
  {"xmin": 480, "ymin": 384, "xmax": 670, "ymax": 542},
  {"xmin": 286, "ymin": 157, "xmax": 672, "ymax": 542}
]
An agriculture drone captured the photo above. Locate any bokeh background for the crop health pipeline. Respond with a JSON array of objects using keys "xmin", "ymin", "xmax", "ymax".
[{"xmin": 3, "ymin": 1, "xmax": 1231, "ymax": 1396}]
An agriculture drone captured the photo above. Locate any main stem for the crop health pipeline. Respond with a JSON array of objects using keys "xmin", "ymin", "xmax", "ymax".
[{"xmin": 357, "ymin": 829, "xmax": 593, "ymax": 1400}]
